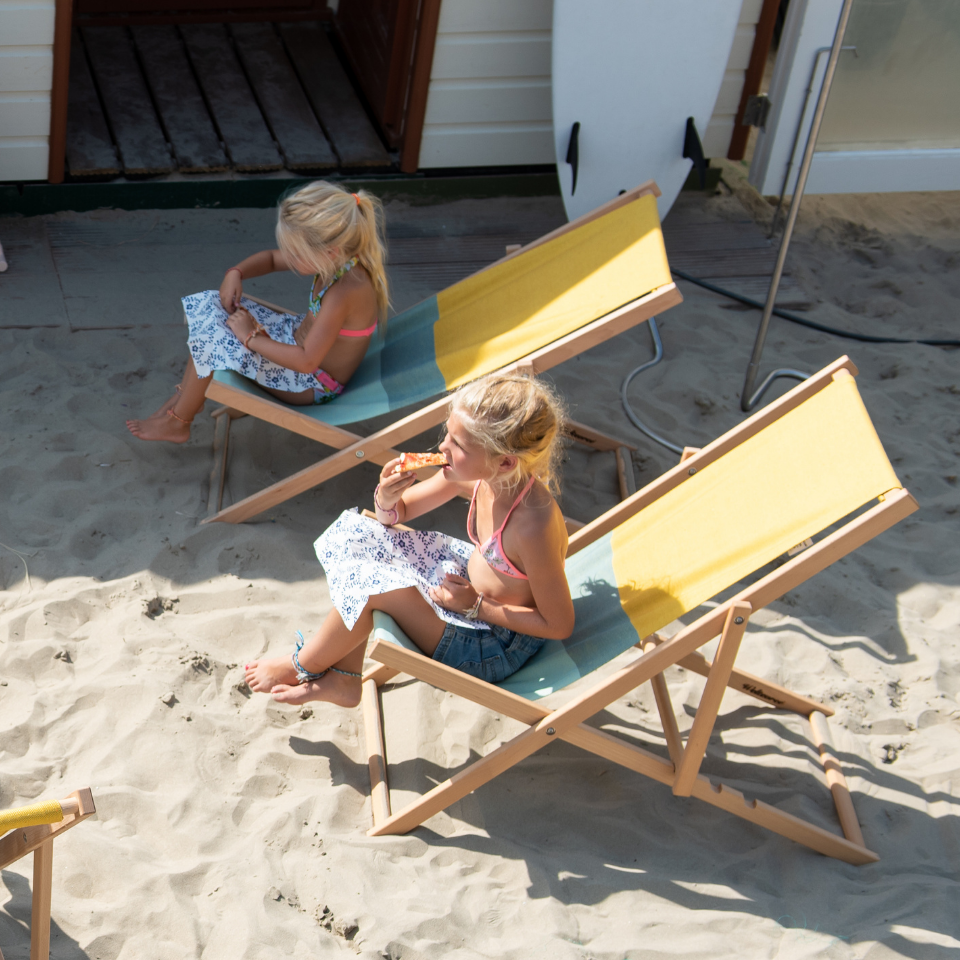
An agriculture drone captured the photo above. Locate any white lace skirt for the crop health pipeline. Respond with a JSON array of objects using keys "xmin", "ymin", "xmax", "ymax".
[
  {"xmin": 313, "ymin": 510, "xmax": 482, "ymax": 630},
  {"xmin": 182, "ymin": 289, "xmax": 320, "ymax": 393}
]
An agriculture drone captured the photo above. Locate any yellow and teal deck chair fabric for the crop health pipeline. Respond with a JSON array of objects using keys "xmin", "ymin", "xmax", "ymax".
[
  {"xmin": 360, "ymin": 357, "xmax": 917, "ymax": 864},
  {"xmin": 0, "ymin": 789, "xmax": 96, "ymax": 960},
  {"xmin": 204, "ymin": 181, "xmax": 681, "ymax": 523}
]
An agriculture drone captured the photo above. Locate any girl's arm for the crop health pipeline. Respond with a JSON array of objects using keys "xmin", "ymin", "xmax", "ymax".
[
  {"xmin": 218, "ymin": 249, "xmax": 289, "ymax": 310},
  {"xmin": 431, "ymin": 511, "xmax": 574, "ymax": 640},
  {"xmin": 374, "ymin": 462, "xmax": 469, "ymax": 525},
  {"xmin": 227, "ymin": 279, "xmax": 371, "ymax": 375},
  {"xmin": 232, "ymin": 301, "xmax": 343, "ymax": 374}
]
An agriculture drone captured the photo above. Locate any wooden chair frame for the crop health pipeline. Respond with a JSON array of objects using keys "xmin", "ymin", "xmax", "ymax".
[
  {"xmin": 359, "ymin": 359, "xmax": 918, "ymax": 864},
  {"xmin": 202, "ymin": 181, "xmax": 682, "ymax": 523},
  {"xmin": 0, "ymin": 789, "xmax": 96, "ymax": 960}
]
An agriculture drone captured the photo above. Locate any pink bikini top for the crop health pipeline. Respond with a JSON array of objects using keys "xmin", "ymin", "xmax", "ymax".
[{"xmin": 467, "ymin": 476, "xmax": 536, "ymax": 580}]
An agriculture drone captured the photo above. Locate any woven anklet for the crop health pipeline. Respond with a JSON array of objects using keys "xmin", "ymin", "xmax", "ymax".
[
  {"xmin": 292, "ymin": 631, "xmax": 361, "ymax": 684},
  {"xmin": 166, "ymin": 408, "xmax": 193, "ymax": 425}
]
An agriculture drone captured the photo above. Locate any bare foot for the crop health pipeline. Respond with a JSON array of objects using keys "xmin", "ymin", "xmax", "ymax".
[
  {"xmin": 126, "ymin": 410, "xmax": 191, "ymax": 443},
  {"xmin": 271, "ymin": 671, "xmax": 362, "ymax": 708},
  {"xmin": 147, "ymin": 391, "xmax": 180, "ymax": 420},
  {"xmin": 244, "ymin": 655, "xmax": 298, "ymax": 693}
]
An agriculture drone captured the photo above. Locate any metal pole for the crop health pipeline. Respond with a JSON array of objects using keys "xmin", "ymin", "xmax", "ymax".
[{"xmin": 740, "ymin": 0, "xmax": 857, "ymax": 412}]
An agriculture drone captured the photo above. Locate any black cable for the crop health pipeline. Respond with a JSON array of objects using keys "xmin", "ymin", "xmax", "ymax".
[{"xmin": 671, "ymin": 269, "xmax": 960, "ymax": 348}]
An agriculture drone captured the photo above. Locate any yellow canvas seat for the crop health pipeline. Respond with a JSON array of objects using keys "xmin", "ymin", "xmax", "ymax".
[
  {"xmin": 202, "ymin": 181, "xmax": 681, "ymax": 522},
  {"xmin": 360, "ymin": 358, "xmax": 917, "ymax": 864},
  {"xmin": 0, "ymin": 790, "xmax": 96, "ymax": 960}
]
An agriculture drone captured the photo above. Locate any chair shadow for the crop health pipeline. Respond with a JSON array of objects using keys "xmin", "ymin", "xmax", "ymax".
[
  {"xmin": 1, "ymin": 870, "xmax": 90, "ymax": 960},
  {"xmin": 289, "ymin": 694, "xmax": 960, "ymax": 960}
]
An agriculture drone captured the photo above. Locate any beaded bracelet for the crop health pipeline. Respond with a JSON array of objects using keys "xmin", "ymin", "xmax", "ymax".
[
  {"xmin": 373, "ymin": 483, "xmax": 399, "ymax": 526},
  {"xmin": 243, "ymin": 322, "xmax": 268, "ymax": 350}
]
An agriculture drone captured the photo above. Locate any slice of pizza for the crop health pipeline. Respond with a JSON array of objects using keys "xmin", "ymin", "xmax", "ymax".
[{"xmin": 397, "ymin": 452, "xmax": 448, "ymax": 472}]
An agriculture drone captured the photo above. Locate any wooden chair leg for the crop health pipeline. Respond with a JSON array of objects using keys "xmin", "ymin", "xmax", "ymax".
[
  {"xmin": 676, "ymin": 648, "xmax": 832, "ymax": 716},
  {"xmin": 30, "ymin": 840, "xmax": 53, "ymax": 960},
  {"xmin": 642, "ymin": 638, "xmax": 683, "ymax": 766},
  {"xmin": 568, "ymin": 722, "xmax": 878, "ymax": 864},
  {"xmin": 615, "ymin": 446, "xmax": 637, "ymax": 499},
  {"xmin": 809, "ymin": 711, "xmax": 866, "ymax": 848},
  {"xmin": 362, "ymin": 678, "xmax": 391, "ymax": 827},
  {"xmin": 207, "ymin": 408, "xmax": 233, "ymax": 517},
  {"xmin": 673, "ymin": 601, "xmax": 752, "ymax": 796}
]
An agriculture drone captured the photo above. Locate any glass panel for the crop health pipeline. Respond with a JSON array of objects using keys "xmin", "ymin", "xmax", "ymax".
[{"xmin": 818, "ymin": 0, "xmax": 960, "ymax": 151}]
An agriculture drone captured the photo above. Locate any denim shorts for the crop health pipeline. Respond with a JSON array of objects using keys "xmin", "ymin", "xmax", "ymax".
[{"xmin": 433, "ymin": 622, "xmax": 545, "ymax": 683}]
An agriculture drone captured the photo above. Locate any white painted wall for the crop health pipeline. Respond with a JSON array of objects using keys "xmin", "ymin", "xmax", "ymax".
[
  {"xmin": 750, "ymin": 0, "xmax": 960, "ymax": 195},
  {"xmin": 0, "ymin": 0, "xmax": 55, "ymax": 181},
  {"xmin": 418, "ymin": 0, "xmax": 554, "ymax": 169},
  {"xmin": 419, "ymin": 0, "xmax": 763, "ymax": 170}
]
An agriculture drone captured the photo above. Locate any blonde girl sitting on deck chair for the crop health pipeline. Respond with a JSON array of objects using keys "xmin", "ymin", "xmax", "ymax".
[
  {"xmin": 244, "ymin": 373, "xmax": 575, "ymax": 707},
  {"xmin": 127, "ymin": 180, "xmax": 388, "ymax": 442}
]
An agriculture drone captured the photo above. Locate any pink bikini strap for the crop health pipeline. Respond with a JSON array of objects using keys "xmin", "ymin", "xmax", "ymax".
[
  {"xmin": 496, "ymin": 475, "xmax": 536, "ymax": 536},
  {"xmin": 338, "ymin": 322, "xmax": 378, "ymax": 338},
  {"xmin": 468, "ymin": 476, "xmax": 535, "ymax": 546},
  {"xmin": 467, "ymin": 481, "xmax": 483, "ymax": 546}
]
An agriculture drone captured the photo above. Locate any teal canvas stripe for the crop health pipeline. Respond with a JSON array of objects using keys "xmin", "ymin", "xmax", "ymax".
[
  {"xmin": 370, "ymin": 533, "xmax": 642, "ymax": 703},
  {"xmin": 377, "ymin": 297, "xmax": 447, "ymax": 409},
  {"xmin": 211, "ymin": 296, "xmax": 445, "ymax": 427},
  {"xmin": 500, "ymin": 533, "xmax": 640, "ymax": 699}
]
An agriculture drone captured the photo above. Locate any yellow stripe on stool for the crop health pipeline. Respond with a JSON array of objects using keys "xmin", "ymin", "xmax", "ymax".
[{"xmin": 0, "ymin": 798, "xmax": 66, "ymax": 833}]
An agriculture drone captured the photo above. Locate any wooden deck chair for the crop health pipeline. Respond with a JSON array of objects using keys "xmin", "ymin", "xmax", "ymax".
[
  {"xmin": 203, "ymin": 180, "xmax": 682, "ymax": 523},
  {"xmin": 359, "ymin": 357, "xmax": 917, "ymax": 864},
  {"xmin": 0, "ymin": 790, "xmax": 96, "ymax": 960}
]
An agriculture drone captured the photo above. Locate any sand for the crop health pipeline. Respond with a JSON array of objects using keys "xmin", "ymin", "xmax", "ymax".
[{"xmin": 1, "ymin": 181, "xmax": 958, "ymax": 959}]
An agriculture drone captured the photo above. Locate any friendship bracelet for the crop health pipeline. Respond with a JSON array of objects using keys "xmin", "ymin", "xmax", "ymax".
[
  {"xmin": 463, "ymin": 593, "xmax": 484, "ymax": 621},
  {"xmin": 227, "ymin": 266, "xmax": 243, "ymax": 279},
  {"xmin": 373, "ymin": 483, "xmax": 399, "ymax": 526}
]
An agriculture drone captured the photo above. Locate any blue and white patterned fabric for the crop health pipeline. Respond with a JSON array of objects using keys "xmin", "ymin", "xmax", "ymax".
[
  {"xmin": 314, "ymin": 509, "xmax": 482, "ymax": 631},
  {"xmin": 182, "ymin": 290, "xmax": 321, "ymax": 393}
]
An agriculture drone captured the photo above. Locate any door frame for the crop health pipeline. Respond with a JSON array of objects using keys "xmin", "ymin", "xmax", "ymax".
[
  {"xmin": 749, "ymin": 0, "xmax": 960, "ymax": 195},
  {"xmin": 47, "ymin": 0, "xmax": 73, "ymax": 184}
]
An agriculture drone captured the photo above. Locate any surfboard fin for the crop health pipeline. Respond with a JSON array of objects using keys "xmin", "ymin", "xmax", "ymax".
[
  {"xmin": 683, "ymin": 117, "xmax": 707, "ymax": 189},
  {"xmin": 565, "ymin": 121, "xmax": 581, "ymax": 195}
]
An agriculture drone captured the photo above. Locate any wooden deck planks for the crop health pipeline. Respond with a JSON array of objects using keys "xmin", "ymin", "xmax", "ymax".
[
  {"xmin": 131, "ymin": 25, "xmax": 228, "ymax": 174},
  {"xmin": 65, "ymin": 30, "xmax": 120, "ymax": 178},
  {"xmin": 81, "ymin": 27, "xmax": 174, "ymax": 176},
  {"xmin": 180, "ymin": 24, "xmax": 283, "ymax": 172},
  {"xmin": 279, "ymin": 22, "xmax": 390, "ymax": 168},
  {"xmin": 663, "ymin": 204, "xmax": 813, "ymax": 308},
  {"xmin": 231, "ymin": 22, "xmax": 337, "ymax": 170}
]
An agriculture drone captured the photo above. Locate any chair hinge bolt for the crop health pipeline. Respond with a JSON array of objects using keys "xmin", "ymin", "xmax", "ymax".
[
  {"xmin": 546, "ymin": 727, "xmax": 556, "ymax": 735},
  {"xmin": 688, "ymin": 467, "xmax": 697, "ymax": 475},
  {"xmin": 356, "ymin": 450, "xmax": 365, "ymax": 458},
  {"xmin": 734, "ymin": 616, "xmax": 744, "ymax": 624}
]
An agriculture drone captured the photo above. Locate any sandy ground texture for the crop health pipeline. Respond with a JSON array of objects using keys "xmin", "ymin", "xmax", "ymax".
[{"xmin": 1, "ymin": 182, "xmax": 958, "ymax": 960}]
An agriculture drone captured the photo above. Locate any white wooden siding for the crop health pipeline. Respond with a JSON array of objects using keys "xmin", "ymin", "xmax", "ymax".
[
  {"xmin": 418, "ymin": 0, "xmax": 554, "ymax": 169},
  {"xmin": 419, "ymin": 0, "xmax": 765, "ymax": 170},
  {"xmin": 701, "ymin": 0, "xmax": 764, "ymax": 158},
  {"xmin": 0, "ymin": 0, "xmax": 55, "ymax": 181}
]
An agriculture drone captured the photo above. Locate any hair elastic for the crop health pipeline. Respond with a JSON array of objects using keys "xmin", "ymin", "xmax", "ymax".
[{"xmin": 351, "ymin": 192, "xmax": 361, "ymax": 206}]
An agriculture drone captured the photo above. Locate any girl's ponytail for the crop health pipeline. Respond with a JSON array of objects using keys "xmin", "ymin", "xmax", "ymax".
[{"xmin": 352, "ymin": 190, "xmax": 389, "ymax": 320}]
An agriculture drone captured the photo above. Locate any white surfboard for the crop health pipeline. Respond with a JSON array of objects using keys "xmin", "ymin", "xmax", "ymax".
[{"xmin": 552, "ymin": 0, "xmax": 742, "ymax": 221}]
